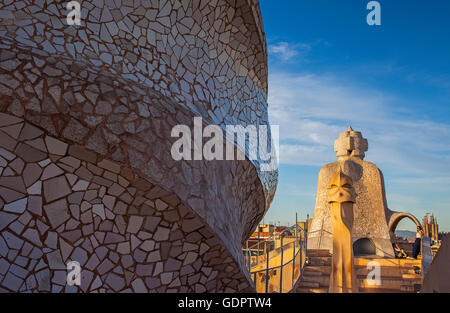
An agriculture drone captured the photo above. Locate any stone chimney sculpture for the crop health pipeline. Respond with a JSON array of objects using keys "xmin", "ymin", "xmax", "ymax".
[
  {"xmin": 308, "ymin": 126, "xmax": 421, "ymax": 258},
  {"xmin": 327, "ymin": 169, "xmax": 357, "ymax": 293}
]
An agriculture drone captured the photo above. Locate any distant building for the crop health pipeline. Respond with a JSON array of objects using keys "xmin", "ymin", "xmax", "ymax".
[
  {"xmin": 297, "ymin": 218, "xmax": 312, "ymax": 232},
  {"xmin": 393, "ymin": 234, "xmax": 413, "ymax": 243},
  {"xmin": 244, "ymin": 224, "xmax": 276, "ymax": 257},
  {"xmin": 244, "ymin": 220, "xmax": 310, "ymax": 256},
  {"xmin": 423, "ymin": 213, "xmax": 439, "ymax": 242},
  {"xmin": 249, "ymin": 224, "xmax": 276, "ymax": 240}
]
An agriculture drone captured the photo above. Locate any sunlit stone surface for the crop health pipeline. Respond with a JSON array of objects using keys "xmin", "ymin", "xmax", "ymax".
[{"xmin": 308, "ymin": 127, "xmax": 419, "ymax": 257}]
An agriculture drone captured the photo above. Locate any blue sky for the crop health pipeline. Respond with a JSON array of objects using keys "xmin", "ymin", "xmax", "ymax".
[{"xmin": 260, "ymin": 0, "xmax": 450, "ymax": 231}]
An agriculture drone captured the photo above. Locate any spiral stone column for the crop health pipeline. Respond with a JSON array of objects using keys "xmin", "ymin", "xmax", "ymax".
[{"xmin": 0, "ymin": 0, "xmax": 277, "ymax": 292}]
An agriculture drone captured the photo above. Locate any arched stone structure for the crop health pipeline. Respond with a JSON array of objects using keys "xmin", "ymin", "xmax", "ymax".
[
  {"xmin": 387, "ymin": 211, "xmax": 421, "ymax": 235},
  {"xmin": 353, "ymin": 238, "xmax": 376, "ymax": 256}
]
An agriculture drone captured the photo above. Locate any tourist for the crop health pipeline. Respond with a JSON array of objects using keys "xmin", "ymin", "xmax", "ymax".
[
  {"xmin": 393, "ymin": 243, "xmax": 407, "ymax": 259},
  {"xmin": 412, "ymin": 226, "xmax": 423, "ymax": 259}
]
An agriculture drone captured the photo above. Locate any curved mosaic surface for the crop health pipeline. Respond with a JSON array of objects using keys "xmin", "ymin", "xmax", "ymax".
[{"xmin": 0, "ymin": 0, "xmax": 278, "ymax": 292}]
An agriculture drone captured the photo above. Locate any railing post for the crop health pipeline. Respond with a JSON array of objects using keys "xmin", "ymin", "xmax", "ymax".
[
  {"xmin": 305, "ymin": 214, "xmax": 309, "ymax": 252},
  {"xmin": 300, "ymin": 231, "xmax": 303, "ymax": 275},
  {"xmin": 248, "ymin": 250, "xmax": 251, "ymax": 272},
  {"xmin": 292, "ymin": 244, "xmax": 295, "ymax": 288},
  {"xmin": 280, "ymin": 246, "xmax": 284, "ymax": 293},
  {"xmin": 265, "ymin": 249, "xmax": 269, "ymax": 293},
  {"xmin": 295, "ymin": 213, "xmax": 298, "ymax": 249},
  {"xmin": 257, "ymin": 225, "xmax": 260, "ymax": 264},
  {"xmin": 264, "ymin": 241, "xmax": 266, "ymax": 264}
]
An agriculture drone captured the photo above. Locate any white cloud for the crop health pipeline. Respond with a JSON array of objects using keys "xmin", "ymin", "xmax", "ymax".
[
  {"xmin": 268, "ymin": 71, "xmax": 450, "ymax": 176},
  {"xmin": 387, "ymin": 193, "xmax": 419, "ymax": 208},
  {"xmin": 265, "ymin": 44, "xmax": 450, "ymax": 229},
  {"xmin": 268, "ymin": 42, "xmax": 310, "ymax": 62}
]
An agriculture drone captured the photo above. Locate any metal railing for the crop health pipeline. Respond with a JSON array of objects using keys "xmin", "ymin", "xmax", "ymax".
[
  {"xmin": 243, "ymin": 218, "xmax": 309, "ymax": 293},
  {"xmin": 244, "ymin": 232, "xmax": 282, "ymax": 267}
]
